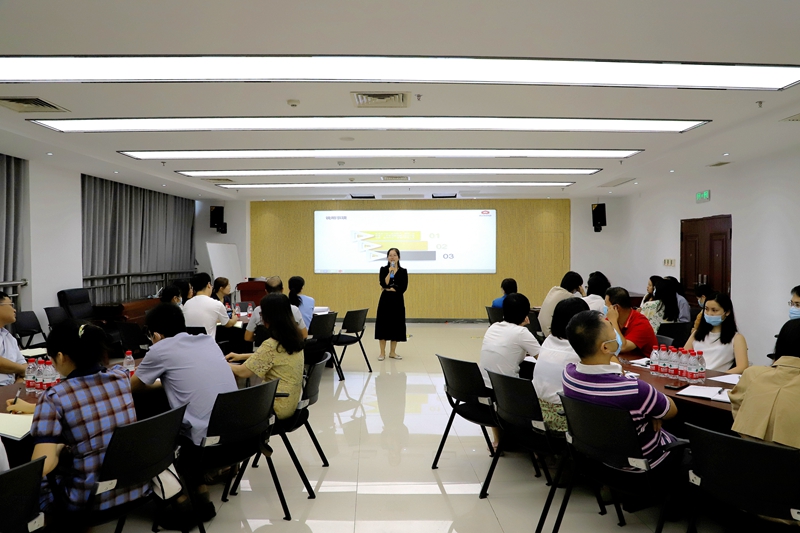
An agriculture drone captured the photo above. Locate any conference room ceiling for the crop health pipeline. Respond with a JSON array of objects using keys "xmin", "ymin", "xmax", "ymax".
[{"xmin": 1, "ymin": 0, "xmax": 799, "ymax": 201}]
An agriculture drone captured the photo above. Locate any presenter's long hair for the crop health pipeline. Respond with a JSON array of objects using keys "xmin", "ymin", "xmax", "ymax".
[
  {"xmin": 259, "ymin": 293, "xmax": 304, "ymax": 355},
  {"xmin": 385, "ymin": 248, "xmax": 401, "ymax": 268}
]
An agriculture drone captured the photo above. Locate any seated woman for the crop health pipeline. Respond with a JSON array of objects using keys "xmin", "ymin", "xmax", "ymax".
[
  {"xmin": 685, "ymin": 292, "xmax": 749, "ymax": 373},
  {"xmin": 211, "ymin": 276, "xmax": 232, "ymax": 307},
  {"xmin": 6, "ymin": 322, "xmax": 146, "ymax": 513},
  {"xmin": 227, "ymin": 293, "xmax": 305, "ymax": 419},
  {"xmin": 581, "ymin": 271, "xmax": 610, "ymax": 313},
  {"xmin": 289, "ymin": 276, "xmax": 315, "ymax": 331},
  {"xmin": 641, "ymin": 275, "xmax": 662, "ymax": 306},
  {"xmin": 640, "ymin": 278, "xmax": 679, "ymax": 332},
  {"xmin": 533, "ymin": 297, "xmax": 590, "ymax": 432},
  {"xmin": 729, "ymin": 320, "xmax": 800, "ymax": 448}
]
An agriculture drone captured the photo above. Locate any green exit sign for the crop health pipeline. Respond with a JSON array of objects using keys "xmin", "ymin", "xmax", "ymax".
[{"xmin": 696, "ymin": 190, "xmax": 711, "ymax": 203}]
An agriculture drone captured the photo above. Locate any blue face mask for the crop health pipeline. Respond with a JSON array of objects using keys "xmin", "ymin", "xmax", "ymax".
[
  {"xmin": 704, "ymin": 313, "xmax": 724, "ymax": 326},
  {"xmin": 604, "ymin": 329, "xmax": 623, "ymax": 356},
  {"xmin": 602, "ymin": 305, "xmax": 608, "ymax": 316},
  {"xmin": 790, "ymin": 307, "xmax": 800, "ymax": 320}
]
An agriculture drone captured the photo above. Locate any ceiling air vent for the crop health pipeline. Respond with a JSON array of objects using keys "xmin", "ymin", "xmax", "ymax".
[
  {"xmin": 201, "ymin": 178, "xmax": 235, "ymax": 184},
  {"xmin": 380, "ymin": 175, "xmax": 410, "ymax": 181},
  {"xmin": 707, "ymin": 161, "xmax": 731, "ymax": 167},
  {"xmin": 351, "ymin": 92, "xmax": 410, "ymax": 108},
  {"xmin": 350, "ymin": 194, "xmax": 375, "ymax": 200},
  {"xmin": 0, "ymin": 97, "xmax": 69, "ymax": 113},
  {"xmin": 780, "ymin": 112, "xmax": 800, "ymax": 122},
  {"xmin": 598, "ymin": 177, "xmax": 636, "ymax": 188},
  {"xmin": 432, "ymin": 193, "xmax": 458, "ymax": 199}
]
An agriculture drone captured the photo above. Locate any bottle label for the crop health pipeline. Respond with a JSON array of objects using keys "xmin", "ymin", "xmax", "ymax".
[
  {"xmin": 26, "ymin": 378, "xmax": 35, "ymax": 389},
  {"xmin": 35, "ymin": 380, "xmax": 43, "ymax": 390}
]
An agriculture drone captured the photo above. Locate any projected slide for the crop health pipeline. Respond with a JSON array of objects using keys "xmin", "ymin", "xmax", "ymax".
[{"xmin": 314, "ymin": 210, "xmax": 496, "ymax": 274}]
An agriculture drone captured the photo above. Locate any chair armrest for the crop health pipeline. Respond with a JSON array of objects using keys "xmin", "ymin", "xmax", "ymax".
[{"xmin": 663, "ymin": 438, "xmax": 691, "ymax": 452}]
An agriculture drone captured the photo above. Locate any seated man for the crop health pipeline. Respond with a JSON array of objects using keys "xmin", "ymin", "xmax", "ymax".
[
  {"xmin": 539, "ymin": 271, "xmax": 585, "ymax": 337},
  {"xmin": 183, "ymin": 272, "xmax": 237, "ymax": 336},
  {"xmin": 0, "ymin": 291, "xmax": 26, "ymax": 385},
  {"xmin": 245, "ymin": 275, "xmax": 308, "ymax": 345},
  {"xmin": 605, "ymin": 286, "xmax": 658, "ymax": 356},
  {"xmin": 563, "ymin": 310, "xmax": 678, "ymax": 468},
  {"xmin": 491, "ymin": 278, "xmax": 517, "ymax": 309},
  {"xmin": 131, "ymin": 303, "xmax": 238, "ymax": 522},
  {"xmin": 789, "ymin": 285, "xmax": 800, "ymax": 321},
  {"xmin": 479, "ymin": 293, "xmax": 541, "ymax": 387}
]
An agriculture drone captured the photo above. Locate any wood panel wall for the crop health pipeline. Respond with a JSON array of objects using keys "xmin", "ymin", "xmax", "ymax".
[{"xmin": 250, "ymin": 199, "xmax": 570, "ymax": 319}]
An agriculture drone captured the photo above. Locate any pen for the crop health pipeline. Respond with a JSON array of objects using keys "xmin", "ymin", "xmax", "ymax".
[{"xmin": 12, "ymin": 389, "xmax": 21, "ymax": 405}]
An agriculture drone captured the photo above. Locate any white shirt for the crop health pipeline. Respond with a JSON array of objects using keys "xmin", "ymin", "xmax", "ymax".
[
  {"xmin": 693, "ymin": 331, "xmax": 737, "ymax": 371},
  {"xmin": 479, "ymin": 321, "xmax": 541, "ymax": 387},
  {"xmin": 246, "ymin": 304, "xmax": 306, "ymax": 333},
  {"xmin": 182, "ymin": 294, "xmax": 230, "ymax": 337},
  {"xmin": 533, "ymin": 336, "xmax": 581, "ymax": 404},
  {"xmin": 582, "ymin": 294, "xmax": 606, "ymax": 314},
  {"xmin": 297, "ymin": 295, "xmax": 315, "ymax": 331},
  {"xmin": 539, "ymin": 287, "xmax": 578, "ymax": 337},
  {"xmin": 0, "ymin": 327, "xmax": 25, "ymax": 386}
]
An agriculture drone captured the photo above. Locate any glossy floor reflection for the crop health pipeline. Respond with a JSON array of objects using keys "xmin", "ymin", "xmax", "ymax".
[{"xmin": 96, "ymin": 323, "xmax": 726, "ymax": 533}]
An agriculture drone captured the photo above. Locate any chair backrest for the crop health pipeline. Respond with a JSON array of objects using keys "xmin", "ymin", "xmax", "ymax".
[
  {"xmin": 341, "ymin": 309, "xmax": 368, "ymax": 334},
  {"xmin": 436, "ymin": 354, "xmax": 493, "ymax": 406},
  {"xmin": 655, "ymin": 334, "xmax": 674, "ymax": 348},
  {"xmin": 96, "ymin": 405, "xmax": 187, "ymax": 497},
  {"xmin": 684, "ymin": 423, "xmax": 800, "ymax": 521},
  {"xmin": 559, "ymin": 393, "xmax": 648, "ymax": 470},
  {"xmin": 205, "ymin": 379, "xmax": 279, "ymax": 446},
  {"xmin": 236, "ymin": 281, "xmax": 267, "ymax": 306},
  {"xmin": 57, "ymin": 288, "xmax": 94, "ymax": 320},
  {"xmin": 485, "ymin": 306, "xmax": 504, "ymax": 325},
  {"xmin": 0, "ymin": 457, "xmax": 45, "ymax": 533},
  {"xmin": 526, "ymin": 309, "xmax": 545, "ymax": 343},
  {"xmin": 300, "ymin": 352, "xmax": 332, "ymax": 409},
  {"xmin": 486, "ymin": 370, "xmax": 547, "ymax": 432},
  {"xmin": 308, "ymin": 312, "xmax": 338, "ymax": 340},
  {"xmin": 186, "ymin": 326, "xmax": 208, "ymax": 335},
  {"xmin": 13, "ymin": 311, "xmax": 46, "ymax": 348},
  {"xmin": 44, "ymin": 306, "xmax": 70, "ymax": 330},
  {"xmin": 657, "ymin": 322, "xmax": 692, "ymax": 348}
]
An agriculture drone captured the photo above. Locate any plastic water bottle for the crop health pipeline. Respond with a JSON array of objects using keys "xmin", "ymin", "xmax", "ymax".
[
  {"xmin": 35, "ymin": 359, "xmax": 45, "ymax": 395},
  {"xmin": 123, "ymin": 350, "xmax": 135, "ymax": 377},
  {"xmin": 225, "ymin": 302, "xmax": 232, "ymax": 318},
  {"xmin": 25, "ymin": 358, "xmax": 37, "ymax": 393},
  {"xmin": 696, "ymin": 351, "xmax": 706, "ymax": 384},
  {"xmin": 234, "ymin": 303, "xmax": 241, "ymax": 317},
  {"xmin": 247, "ymin": 303, "xmax": 253, "ymax": 318},
  {"xmin": 43, "ymin": 361, "xmax": 57, "ymax": 390},
  {"xmin": 657, "ymin": 345, "xmax": 668, "ymax": 377},
  {"xmin": 687, "ymin": 351, "xmax": 699, "ymax": 384},
  {"xmin": 669, "ymin": 347, "xmax": 680, "ymax": 378},
  {"xmin": 678, "ymin": 349, "xmax": 690, "ymax": 382},
  {"xmin": 650, "ymin": 346, "xmax": 660, "ymax": 376}
]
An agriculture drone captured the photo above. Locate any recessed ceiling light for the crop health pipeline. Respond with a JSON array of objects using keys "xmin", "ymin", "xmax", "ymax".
[
  {"xmin": 114, "ymin": 171, "xmax": 119, "ymax": 173},
  {"xmin": 723, "ymin": 152, "xmax": 730, "ymax": 156},
  {"xmin": 2, "ymin": 56, "xmax": 799, "ymax": 90},
  {"xmin": 31, "ymin": 116, "xmax": 707, "ymax": 134},
  {"xmin": 179, "ymin": 168, "xmax": 600, "ymax": 178},
  {"xmin": 46, "ymin": 152, "xmax": 53, "ymax": 156},
  {"xmin": 218, "ymin": 181, "xmax": 575, "ymax": 189},
  {"xmin": 121, "ymin": 148, "xmax": 642, "ymax": 160},
  {"xmin": 609, "ymin": 191, "xmax": 613, "ymax": 194},
  {"xmin": 634, "ymin": 182, "xmax": 639, "ymax": 185},
  {"xmin": 670, "ymin": 169, "xmax": 675, "ymax": 172},
  {"xmin": 162, "ymin": 184, "xmax": 166, "ymax": 187}
]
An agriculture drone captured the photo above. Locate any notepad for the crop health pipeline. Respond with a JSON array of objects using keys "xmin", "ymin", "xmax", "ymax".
[
  {"xmin": 0, "ymin": 413, "xmax": 34, "ymax": 440},
  {"xmin": 707, "ymin": 374, "xmax": 742, "ymax": 385},
  {"xmin": 313, "ymin": 307, "xmax": 330, "ymax": 315},
  {"xmin": 677, "ymin": 385, "xmax": 731, "ymax": 403},
  {"xmin": 21, "ymin": 348, "xmax": 47, "ymax": 357}
]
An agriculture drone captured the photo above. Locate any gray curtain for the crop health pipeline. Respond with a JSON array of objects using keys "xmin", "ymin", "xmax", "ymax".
[
  {"xmin": 0, "ymin": 154, "xmax": 26, "ymax": 286},
  {"xmin": 82, "ymin": 175, "xmax": 195, "ymax": 304}
]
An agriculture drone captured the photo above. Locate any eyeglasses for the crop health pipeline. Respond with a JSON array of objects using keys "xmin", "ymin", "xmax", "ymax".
[
  {"xmin": 789, "ymin": 301, "xmax": 800, "ymax": 309},
  {"xmin": 0, "ymin": 302, "xmax": 15, "ymax": 309}
]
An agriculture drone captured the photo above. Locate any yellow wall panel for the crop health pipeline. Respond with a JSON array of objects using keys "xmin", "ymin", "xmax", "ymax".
[{"xmin": 250, "ymin": 199, "xmax": 570, "ymax": 319}]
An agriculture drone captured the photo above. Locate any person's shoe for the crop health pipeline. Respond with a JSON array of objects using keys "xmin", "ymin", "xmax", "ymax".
[
  {"xmin": 378, "ymin": 354, "xmax": 386, "ymax": 361},
  {"xmin": 156, "ymin": 499, "xmax": 196, "ymax": 531},
  {"xmin": 389, "ymin": 354, "xmax": 402, "ymax": 360},
  {"xmin": 197, "ymin": 500, "xmax": 216, "ymax": 522}
]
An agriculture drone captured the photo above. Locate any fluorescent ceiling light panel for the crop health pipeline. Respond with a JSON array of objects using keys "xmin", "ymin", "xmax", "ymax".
[
  {"xmin": 179, "ymin": 168, "xmax": 600, "ymax": 178},
  {"xmin": 32, "ymin": 116, "xmax": 706, "ymax": 133},
  {"xmin": 121, "ymin": 148, "xmax": 641, "ymax": 160},
  {"xmin": 218, "ymin": 181, "xmax": 575, "ymax": 189},
  {"xmin": 2, "ymin": 56, "xmax": 799, "ymax": 90}
]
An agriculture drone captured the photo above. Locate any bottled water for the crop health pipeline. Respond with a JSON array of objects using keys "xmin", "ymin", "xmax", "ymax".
[
  {"xmin": 696, "ymin": 351, "xmax": 706, "ymax": 384},
  {"xmin": 225, "ymin": 302, "xmax": 232, "ymax": 318},
  {"xmin": 247, "ymin": 303, "xmax": 253, "ymax": 318},
  {"xmin": 35, "ymin": 359, "xmax": 45, "ymax": 395},
  {"xmin": 43, "ymin": 361, "xmax": 57, "ymax": 390},
  {"xmin": 687, "ymin": 351, "xmax": 700, "ymax": 384},
  {"xmin": 658, "ymin": 345, "xmax": 668, "ymax": 377},
  {"xmin": 650, "ymin": 346, "xmax": 660, "ymax": 376},
  {"xmin": 669, "ymin": 347, "xmax": 680, "ymax": 378},
  {"xmin": 234, "ymin": 303, "xmax": 241, "ymax": 316},
  {"xmin": 123, "ymin": 350, "xmax": 135, "ymax": 377},
  {"xmin": 678, "ymin": 349, "xmax": 690, "ymax": 382},
  {"xmin": 25, "ymin": 358, "xmax": 37, "ymax": 393}
]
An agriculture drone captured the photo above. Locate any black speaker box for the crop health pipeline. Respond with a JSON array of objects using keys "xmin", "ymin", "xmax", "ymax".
[
  {"xmin": 216, "ymin": 222, "xmax": 227, "ymax": 234},
  {"xmin": 591, "ymin": 203, "xmax": 607, "ymax": 228},
  {"xmin": 210, "ymin": 206, "xmax": 224, "ymax": 228}
]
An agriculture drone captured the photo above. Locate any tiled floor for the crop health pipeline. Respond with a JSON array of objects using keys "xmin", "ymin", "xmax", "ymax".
[{"xmin": 98, "ymin": 323, "xmax": 728, "ymax": 533}]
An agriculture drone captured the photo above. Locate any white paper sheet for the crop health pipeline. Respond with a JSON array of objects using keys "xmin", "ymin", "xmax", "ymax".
[
  {"xmin": 707, "ymin": 374, "xmax": 742, "ymax": 385},
  {"xmin": 0, "ymin": 413, "xmax": 34, "ymax": 440},
  {"xmin": 677, "ymin": 385, "xmax": 731, "ymax": 403}
]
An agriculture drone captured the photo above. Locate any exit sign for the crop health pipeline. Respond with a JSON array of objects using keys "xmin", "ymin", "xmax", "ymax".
[{"xmin": 696, "ymin": 190, "xmax": 711, "ymax": 203}]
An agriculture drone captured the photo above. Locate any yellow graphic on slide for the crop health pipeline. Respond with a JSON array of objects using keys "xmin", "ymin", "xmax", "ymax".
[{"xmin": 352, "ymin": 230, "xmax": 435, "ymax": 261}]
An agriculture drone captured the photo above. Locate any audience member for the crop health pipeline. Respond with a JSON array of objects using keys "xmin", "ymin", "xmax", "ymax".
[
  {"xmin": 245, "ymin": 275, "xmax": 308, "ymax": 344},
  {"xmin": 582, "ymin": 271, "xmax": 610, "ymax": 313},
  {"xmin": 639, "ymin": 278, "xmax": 679, "ymax": 332},
  {"xmin": 131, "ymin": 303, "xmax": 237, "ymax": 522},
  {"xmin": 641, "ymin": 275, "xmax": 663, "ymax": 305},
  {"xmin": 7, "ymin": 322, "xmax": 145, "ymax": 512},
  {"xmin": 479, "ymin": 293, "xmax": 542, "ymax": 387},
  {"xmin": 789, "ymin": 285, "xmax": 800, "ymax": 320},
  {"xmin": 0, "ymin": 291, "xmax": 26, "ymax": 385},
  {"xmin": 539, "ymin": 271, "xmax": 584, "ymax": 337},
  {"xmin": 183, "ymin": 272, "xmax": 237, "ymax": 336},
  {"xmin": 288, "ymin": 276, "xmax": 315, "ymax": 330},
  {"xmin": 533, "ymin": 298, "xmax": 589, "ymax": 432},
  {"xmin": 692, "ymin": 284, "xmax": 714, "ymax": 330},
  {"xmin": 685, "ymin": 292, "xmax": 749, "ymax": 373},
  {"xmin": 605, "ymin": 287, "xmax": 658, "ymax": 356},
  {"xmin": 491, "ymin": 278, "xmax": 517, "ymax": 309},
  {"xmin": 729, "ymin": 319, "xmax": 800, "ymax": 448},
  {"xmin": 211, "ymin": 277, "xmax": 232, "ymax": 306},
  {"xmin": 173, "ymin": 279, "xmax": 193, "ymax": 304},
  {"xmin": 159, "ymin": 285, "xmax": 183, "ymax": 307},
  {"xmin": 563, "ymin": 310, "xmax": 678, "ymax": 468},
  {"xmin": 227, "ymin": 294, "xmax": 305, "ymax": 420},
  {"xmin": 664, "ymin": 276, "xmax": 691, "ymax": 323}
]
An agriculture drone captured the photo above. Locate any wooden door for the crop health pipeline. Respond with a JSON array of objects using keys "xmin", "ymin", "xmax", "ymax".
[{"xmin": 680, "ymin": 215, "xmax": 732, "ymax": 300}]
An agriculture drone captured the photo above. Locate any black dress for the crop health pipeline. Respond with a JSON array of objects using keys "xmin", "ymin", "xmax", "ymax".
[{"xmin": 375, "ymin": 266, "xmax": 408, "ymax": 342}]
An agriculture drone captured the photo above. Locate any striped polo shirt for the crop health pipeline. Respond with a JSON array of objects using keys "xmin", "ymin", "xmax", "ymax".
[{"xmin": 562, "ymin": 362, "xmax": 676, "ymax": 468}]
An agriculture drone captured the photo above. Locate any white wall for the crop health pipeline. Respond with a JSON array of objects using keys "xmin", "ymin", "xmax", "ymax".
[
  {"xmin": 194, "ymin": 199, "xmax": 250, "ymax": 284},
  {"xmin": 571, "ymin": 148, "xmax": 800, "ymax": 366},
  {"xmin": 23, "ymin": 162, "xmax": 84, "ymax": 328}
]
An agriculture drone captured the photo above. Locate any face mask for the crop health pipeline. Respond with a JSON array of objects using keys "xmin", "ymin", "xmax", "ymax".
[
  {"xmin": 790, "ymin": 307, "xmax": 800, "ymax": 320},
  {"xmin": 603, "ymin": 329, "xmax": 622, "ymax": 356},
  {"xmin": 704, "ymin": 313, "xmax": 724, "ymax": 326},
  {"xmin": 602, "ymin": 305, "xmax": 608, "ymax": 316},
  {"xmin": 697, "ymin": 298, "xmax": 705, "ymax": 307}
]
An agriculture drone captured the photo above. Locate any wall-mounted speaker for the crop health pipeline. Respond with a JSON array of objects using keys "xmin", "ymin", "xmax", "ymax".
[
  {"xmin": 216, "ymin": 222, "xmax": 227, "ymax": 235},
  {"xmin": 592, "ymin": 203, "xmax": 607, "ymax": 233},
  {"xmin": 210, "ymin": 206, "xmax": 224, "ymax": 228}
]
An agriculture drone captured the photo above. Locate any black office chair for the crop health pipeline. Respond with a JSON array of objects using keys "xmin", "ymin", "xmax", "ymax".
[
  {"xmin": 527, "ymin": 309, "xmax": 545, "ymax": 344},
  {"xmin": 305, "ymin": 312, "xmax": 341, "ymax": 380},
  {"xmin": 0, "ymin": 457, "xmax": 45, "ymax": 533},
  {"xmin": 684, "ymin": 423, "xmax": 800, "ymax": 531},
  {"xmin": 431, "ymin": 355, "xmax": 498, "ymax": 469},
  {"xmin": 552, "ymin": 393, "xmax": 688, "ymax": 533},
  {"xmin": 44, "ymin": 306, "xmax": 70, "ymax": 331},
  {"xmin": 485, "ymin": 306, "xmax": 504, "ymax": 325},
  {"xmin": 332, "ymin": 308, "xmax": 370, "ymax": 373},
  {"xmin": 12, "ymin": 311, "xmax": 47, "ymax": 349},
  {"xmin": 655, "ymin": 334, "xmax": 674, "ymax": 348},
  {"xmin": 657, "ymin": 322, "xmax": 692, "ymax": 348}
]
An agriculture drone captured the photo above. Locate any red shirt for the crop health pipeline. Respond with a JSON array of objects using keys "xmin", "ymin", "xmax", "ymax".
[{"xmin": 621, "ymin": 309, "xmax": 657, "ymax": 356}]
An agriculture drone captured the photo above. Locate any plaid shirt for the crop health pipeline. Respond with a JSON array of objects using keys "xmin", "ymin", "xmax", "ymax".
[{"xmin": 31, "ymin": 365, "xmax": 149, "ymax": 511}]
